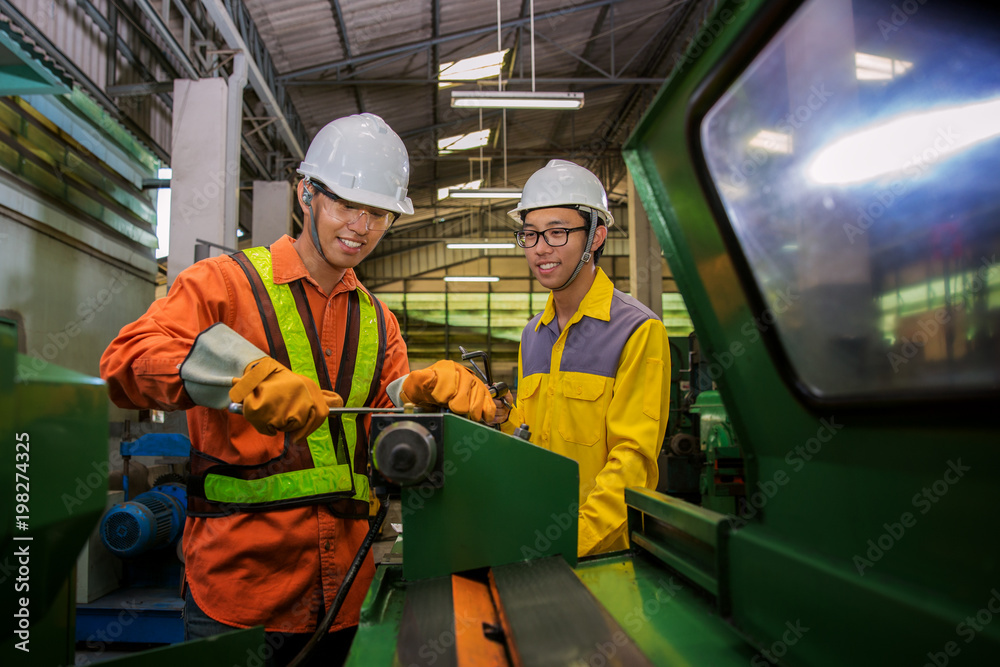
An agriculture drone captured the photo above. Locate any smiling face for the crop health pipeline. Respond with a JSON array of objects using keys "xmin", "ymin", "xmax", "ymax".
[
  {"xmin": 522, "ymin": 207, "xmax": 606, "ymax": 289},
  {"xmin": 298, "ymin": 180, "xmax": 390, "ymax": 271}
]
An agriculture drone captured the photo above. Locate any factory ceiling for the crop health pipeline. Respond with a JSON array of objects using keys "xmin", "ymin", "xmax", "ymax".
[
  {"xmin": 1, "ymin": 0, "xmax": 715, "ymax": 284},
  {"xmin": 237, "ymin": 0, "xmax": 708, "ymax": 231},
  {"xmin": 231, "ymin": 0, "xmax": 712, "ymax": 287}
]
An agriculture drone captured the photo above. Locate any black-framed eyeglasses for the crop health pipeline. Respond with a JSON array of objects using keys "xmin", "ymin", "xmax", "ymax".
[
  {"xmin": 514, "ymin": 227, "xmax": 589, "ymax": 248},
  {"xmin": 307, "ymin": 180, "xmax": 399, "ymax": 231}
]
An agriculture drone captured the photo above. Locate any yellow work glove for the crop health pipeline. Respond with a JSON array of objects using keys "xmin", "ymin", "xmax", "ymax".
[
  {"xmin": 401, "ymin": 360, "xmax": 496, "ymax": 423},
  {"xmin": 229, "ymin": 357, "xmax": 343, "ymax": 442}
]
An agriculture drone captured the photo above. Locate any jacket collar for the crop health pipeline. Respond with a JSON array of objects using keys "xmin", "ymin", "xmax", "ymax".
[
  {"xmin": 269, "ymin": 235, "xmax": 357, "ymax": 294},
  {"xmin": 536, "ymin": 268, "xmax": 613, "ymax": 331}
]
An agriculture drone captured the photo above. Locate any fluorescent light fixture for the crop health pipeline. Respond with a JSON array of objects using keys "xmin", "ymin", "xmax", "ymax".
[
  {"xmin": 447, "ymin": 187, "xmax": 522, "ymax": 200},
  {"xmin": 439, "ymin": 50, "xmax": 508, "ymax": 88},
  {"xmin": 451, "ymin": 90, "xmax": 584, "ymax": 110},
  {"xmin": 443, "ymin": 276, "xmax": 500, "ymax": 282},
  {"xmin": 855, "ymin": 52, "xmax": 913, "ymax": 81},
  {"xmin": 438, "ymin": 179, "xmax": 482, "ymax": 200},
  {"xmin": 438, "ymin": 129, "xmax": 491, "ymax": 154},
  {"xmin": 808, "ymin": 96, "xmax": 1000, "ymax": 185},
  {"xmin": 749, "ymin": 129, "xmax": 793, "ymax": 154},
  {"xmin": 446, "ymin": 242, "xmax": 516, "ymax": 249}
]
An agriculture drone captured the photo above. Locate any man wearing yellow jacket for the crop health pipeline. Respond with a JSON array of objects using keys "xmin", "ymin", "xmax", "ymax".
[{"xmin": 498, "ymin": 160, "xmax": 670, "ymax": 557}]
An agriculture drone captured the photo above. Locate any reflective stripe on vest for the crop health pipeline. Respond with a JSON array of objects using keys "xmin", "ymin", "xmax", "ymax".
[
  {"xmin": 338, "ymin": 287, "xmax": 379, "ymax": 504},
  {"xmin": 200, "ymin": 247, "xmax": 379, "ymax": 508}
]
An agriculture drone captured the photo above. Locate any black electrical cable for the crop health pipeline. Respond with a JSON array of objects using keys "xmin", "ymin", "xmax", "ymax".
[{"xmin": 285, "ymin": 495, "xmax": 390, "ymax": 667}]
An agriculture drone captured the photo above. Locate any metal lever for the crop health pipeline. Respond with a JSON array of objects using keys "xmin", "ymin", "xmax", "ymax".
[
  {"xmin": 459, "ymin": 345, "xmax": 493, "ymax": 385},
  {"xmin": 459, "ymin": 346, "xmax": 511, "ymax": 407},
  {"xmin": 228, "ymin": 403, "xmax": 406, "ymax": 415}
]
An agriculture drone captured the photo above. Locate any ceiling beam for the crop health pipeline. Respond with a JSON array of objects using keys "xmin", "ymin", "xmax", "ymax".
[
  {"xmin": 284, "ymin": 77, "xmax": 665, "ymax": 87},
  {"xmin": 280, "ymin": 0, "xmax": 623, "ymax": 81},
  {"xmin": 201, "ymin": 0, "xmax": 308, "ymax": 158},
  {"xmin": 326, "ymin": 0, "xmax": 365, "ymax": 113},
  {"xmin": 547, "ymin": 5, "xmax": 611, "ymax": 151},
  {"xmin": 582, "ymin": 1, "xmax": 693, "ymax": 187}
]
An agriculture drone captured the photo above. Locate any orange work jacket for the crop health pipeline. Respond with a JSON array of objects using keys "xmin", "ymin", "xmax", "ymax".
[{"xmin": 100, "ymin": 235, "xmax": 409, "ymax": 633}]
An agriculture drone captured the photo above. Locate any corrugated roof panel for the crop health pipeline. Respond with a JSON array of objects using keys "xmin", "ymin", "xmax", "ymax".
[
  {"xmin": 439, "ymin": 0, "xmax": 523, "ymax": 39},
  {"xmin": 343, "ymin": 0, "xmax": 431, "ymax": 57},
  {"xmin": 243, "ymin": 0, "xmax": 345, "ymax": 73}
]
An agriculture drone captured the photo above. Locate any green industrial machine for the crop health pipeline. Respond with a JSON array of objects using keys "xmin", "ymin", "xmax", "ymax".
[
  {"xmin": 623, "ymin": 0, "xmax": 1000, "ymax": 662},
  {"xmin": 1, "ymin": 317, "xmax": 108, "ymax": 665},
  {"xmin": 690, "ymin": 390, "xmax": 743, "ymax": 516},
  {"xmin": 660, "ymin": 334, "xmax": 746, "ymax": 514},
  {"xmin": 1, "ymin": 319, "xmax": 264, "ymax": 665},
  {"xmin": 344, "ymin": 0, "xmax": 1000, "ymax": 664}
]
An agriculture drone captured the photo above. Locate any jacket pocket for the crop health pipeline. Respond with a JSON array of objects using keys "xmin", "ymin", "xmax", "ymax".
[
  {"xmin": 557, "ymin": 375, "xmax": 607, "ymax": 446},
  {"xmin": 518, "ymin": 373, "xmax": 542, "ymax": 400}
]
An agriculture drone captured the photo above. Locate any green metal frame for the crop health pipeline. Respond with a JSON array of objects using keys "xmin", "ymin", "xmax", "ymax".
[
  {"xmin": 397, "ymin": 414, "xmax": 579, "ymax": 581},
  {"xmin": 624, "ymin": 0, "xmax": 1000, "ymax": 663},
  {"xmin": 1, "ymin": 317, "xmax": 108, "ymax": 664}
]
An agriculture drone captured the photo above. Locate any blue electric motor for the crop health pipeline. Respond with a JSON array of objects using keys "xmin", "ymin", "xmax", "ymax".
[{"xmin": 100, "ymin": 485, "xmax": 186, "ymax": 558}]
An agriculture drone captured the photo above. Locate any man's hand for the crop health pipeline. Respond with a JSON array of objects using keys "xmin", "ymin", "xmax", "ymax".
[
  {"xmin": 401, "ymin": 360, "xmax": 497, "ymax": 422},
  {"xmin": 489, "ymin": 397, "xmax": 511, "ymax": 426},
  {"xmin": 230, "ymin": 357, "xmax": 343, "ymax": 442}
]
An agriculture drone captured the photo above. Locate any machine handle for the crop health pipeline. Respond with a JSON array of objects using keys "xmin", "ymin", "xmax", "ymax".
[{"xmin": 228, "ymin": 402, "xmax": 406, "ymax": 415}]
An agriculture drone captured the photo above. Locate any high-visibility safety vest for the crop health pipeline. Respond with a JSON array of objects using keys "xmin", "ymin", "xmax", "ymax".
[{"xmin": 187, "ymin": 246, "xmax": 386, "ymax": 519}]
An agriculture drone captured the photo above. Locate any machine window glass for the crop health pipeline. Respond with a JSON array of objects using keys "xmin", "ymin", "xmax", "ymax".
[{"xmin": 700, "ymin": 0, "xmax": 1000, "ymax": 399}]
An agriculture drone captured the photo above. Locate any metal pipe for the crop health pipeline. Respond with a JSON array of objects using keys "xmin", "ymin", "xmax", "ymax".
[
  {"xmin": 225, "ymin": 51, "xmax": 248, "ymax": 249},
  {"xmin": 134, "ymin": 0, "xmax": 200, "ymax": 79},
  {"xmin": 201, "ymin": 0, "xmax": 306, "ymax": 158},
  {"xmin": 228, "ymin": 403, "xmax": 406, "ymax": 415}
]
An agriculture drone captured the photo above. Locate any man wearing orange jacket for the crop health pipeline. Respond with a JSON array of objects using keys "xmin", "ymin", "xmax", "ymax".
[{"xmin": 100, "ymin": 113, "xmax": 493, "ymax": 666}]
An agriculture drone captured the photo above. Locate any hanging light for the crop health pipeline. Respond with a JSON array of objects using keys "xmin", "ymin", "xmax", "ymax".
[
  {"xmin": 447, "ymin": 187, "xmax": 522, "ymax": 199},
  {"xmin": 451, "ymin": 90, "xmax": 584, "ymax": 110}
]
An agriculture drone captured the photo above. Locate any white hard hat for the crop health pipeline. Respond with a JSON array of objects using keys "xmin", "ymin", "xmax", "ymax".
[
  {"xmin": 508, "ymin": 159, "xmax": 614, "ymax": 227},
  {"xmin": 297, "ymin": 113, "xmax": 414, "ymax": 216}
]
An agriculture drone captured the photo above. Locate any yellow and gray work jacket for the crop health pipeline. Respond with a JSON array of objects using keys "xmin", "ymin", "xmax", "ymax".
[
  {"xmin": 502, "ymin": 268, "xmax": 670, "ymax": 556},
  {"xmin": 187, "ymin": 246, "xmax": 386, "ymax": 519}
]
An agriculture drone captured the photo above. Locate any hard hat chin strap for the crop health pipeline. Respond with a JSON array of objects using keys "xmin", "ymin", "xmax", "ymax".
[
  {"xmin": 303, "ymin": 179, "xmax": 335, "ymax": 267},
  {"xmin": 553, "ymin": 208, "xmax": 598, "ymax": 292}
]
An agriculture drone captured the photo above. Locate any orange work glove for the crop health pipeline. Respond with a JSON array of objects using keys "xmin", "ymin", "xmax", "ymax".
[
  {"xmin": 401, "ymin": 360, "xmax": 496, "ymax": 423},
  {"xmin": 229, "ymin": 357, "xmax": 343, "ymax": 442}
]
